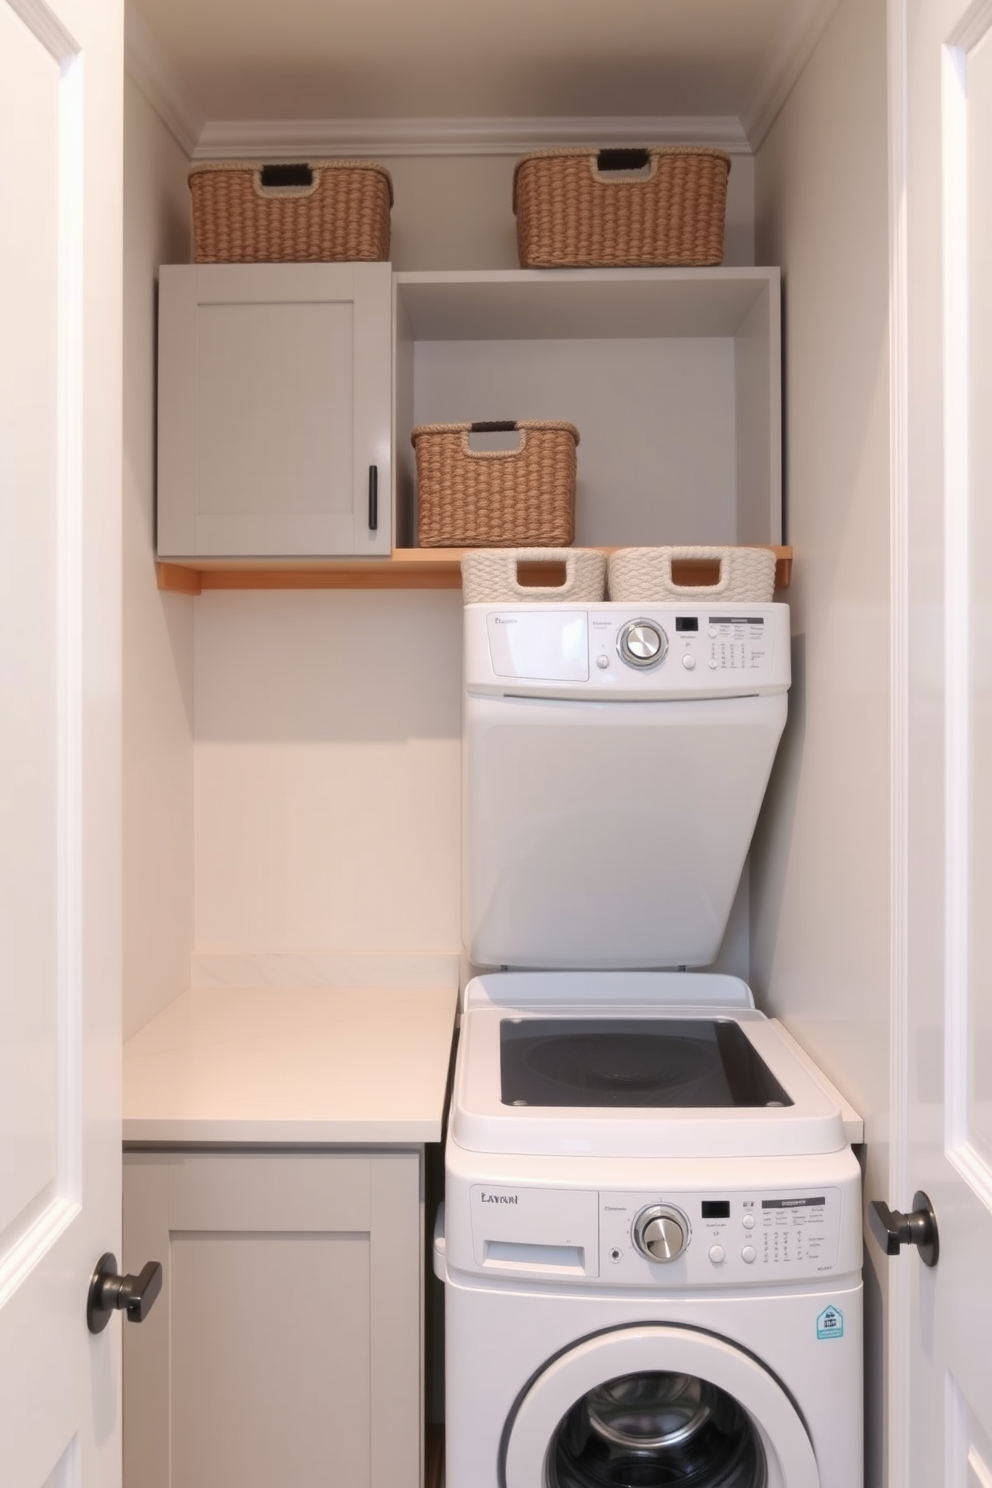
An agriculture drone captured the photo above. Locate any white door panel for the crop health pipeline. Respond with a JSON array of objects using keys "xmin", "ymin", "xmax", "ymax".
[
  {"xmin": 891, "ymin": 1, "xmax": 992, "ymax": 1482},
  {"xmin": 0, "ymin": 0, "xmax": 123, "ymax": 1483}
]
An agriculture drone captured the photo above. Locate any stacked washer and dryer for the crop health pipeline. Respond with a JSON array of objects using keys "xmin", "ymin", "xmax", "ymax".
[{"xmin": 436, "ymin": 600, "xmax": 863, "ymax": 1488}]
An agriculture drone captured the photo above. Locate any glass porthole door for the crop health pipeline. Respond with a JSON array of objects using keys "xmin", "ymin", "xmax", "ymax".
[
  {"xmin": 502, "ymin": 1327, "xmax": 820, "ymax": 1488},
  {"xmin": 551, "ymin": 1369, "xmax": 765, "ymax": 1487}
]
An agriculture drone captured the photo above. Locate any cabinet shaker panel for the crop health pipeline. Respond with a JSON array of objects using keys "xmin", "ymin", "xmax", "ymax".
[
  {"xmin": 158, "ymin": 262, "xmax": 391, "ymax": 558},
  {"xmin": 123, "ymin": 1149, "xmax": 422, "ymax": 1488}
]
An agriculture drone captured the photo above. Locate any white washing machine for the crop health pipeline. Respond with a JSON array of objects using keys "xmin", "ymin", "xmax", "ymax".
[{"xmin": 440, "ymin": 602, "xmax": 864, "ymax": 1488}]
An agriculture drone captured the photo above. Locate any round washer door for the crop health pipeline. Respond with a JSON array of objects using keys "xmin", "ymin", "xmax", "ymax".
[{"xmin": 503, "ymin": 1326, "xmax": 819, "ymax": 1488}]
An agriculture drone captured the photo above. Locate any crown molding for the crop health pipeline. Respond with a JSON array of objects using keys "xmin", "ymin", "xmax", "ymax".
[
  {"xmin": 192, "ymin": 114, "xmax": 751, "ymax": 162},
  {"xmin": 740, "ymin": 0, "xmax": 843, "ymax": 150},
  {"xmin": 124, "ymin": 6, "xmax": 203, "ymax": 156}
]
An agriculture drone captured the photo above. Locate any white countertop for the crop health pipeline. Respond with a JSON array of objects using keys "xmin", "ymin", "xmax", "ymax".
[{"xmin": 123, "ymin": 984, "xmax": 459, "ymax": 1145}]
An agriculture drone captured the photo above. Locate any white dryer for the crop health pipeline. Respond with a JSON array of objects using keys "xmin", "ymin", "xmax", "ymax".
[{"xmin": 441, "ymin": 602, "xmax": 864, "ymax": 1488}]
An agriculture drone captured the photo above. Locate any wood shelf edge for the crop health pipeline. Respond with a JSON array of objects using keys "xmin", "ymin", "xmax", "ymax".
[
  {"xmin": 156, "ymin": 546, "xmax": 793, "ymax": 594},
  {"xmin": 157, "ymin": 562, "xmax": 202, "ymax": 595}
]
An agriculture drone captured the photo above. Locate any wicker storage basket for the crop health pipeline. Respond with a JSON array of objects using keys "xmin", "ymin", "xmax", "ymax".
[
  {"xmin": 189, "ymin": 161, "xmax": 393, "ymax": 264},
  {"xmin": 413, "ymin": 421, "xmax": 579, "ymax": 548},
  {"xmin": 461, "ymin": 548, "xmax": 606, "ymax": 603},
  {"xmin": 513, "ymin": 146, "xmax": 730, "ymax": 269},
  {"xmin": 607, "ymin": 546, "xmax": 776, "ymax": 603}
]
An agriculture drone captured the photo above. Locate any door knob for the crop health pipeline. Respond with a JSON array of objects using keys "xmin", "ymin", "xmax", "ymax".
[
  {"xmin": 868, "ymin": 1191, "xmax": 939, "ymax": 1267},
  {"xmin": 87, "ymin": 1252, "xmax": 163, "ymax": 1334}
]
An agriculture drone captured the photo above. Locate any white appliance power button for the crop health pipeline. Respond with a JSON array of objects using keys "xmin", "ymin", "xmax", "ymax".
[
  {"xmin": 681, "ymin": 654, "xmax": 696, "ymax": 671},
  {"xmin": 708, "ymin": 1245, "xmax": 726, "ymax": 1264}
]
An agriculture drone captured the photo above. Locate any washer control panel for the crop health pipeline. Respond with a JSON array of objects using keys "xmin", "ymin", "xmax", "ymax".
[
  {"xmin": 600, "ymin": 1188, "xmax": 845, "ymax": 1284},
  {"xmin": 462, "ymin": 1180, "xmax": 856, "ymax": 1285},
  {"xmin": 472, "ymin": 603, "xmax": 790, "ymax": 700}
]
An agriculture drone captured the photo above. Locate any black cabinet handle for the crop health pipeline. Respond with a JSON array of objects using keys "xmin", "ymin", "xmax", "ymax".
[
  {"xmin": 368, "ymin": 465, "xmax": 378, "ymax": 531},
  {"xmin": 87, "ymin": 1252, "xmax": 163, "ymax": 1333}
]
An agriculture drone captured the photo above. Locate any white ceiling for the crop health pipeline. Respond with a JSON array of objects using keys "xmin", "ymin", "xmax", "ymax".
[{"xmin": 126, "ymin": 0, "xmax": 839, "ymax": 155}]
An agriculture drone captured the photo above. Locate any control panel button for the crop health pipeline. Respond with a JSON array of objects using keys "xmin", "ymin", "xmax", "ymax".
[
  {"xmin": 596, "ymin": 654, "xmax": 610, "ymax": 670},
  {"xmin": 708, "ymin": 1245, "xmax": 726, "ymax": 1265},
  {"xmin": 708, "ymin": 658, "xmax": 719, "ymax": 670},
  {"xmin": 681, "ymin": 654, "xmax": 696, "ymax": 671},
  {"xmin": 743, "ymin": 1213, "xmax": 756, "ymax": 1230},
  {"xmin": 742, "ymin": 1245, "xmax": 757, "ymax": 1264}
]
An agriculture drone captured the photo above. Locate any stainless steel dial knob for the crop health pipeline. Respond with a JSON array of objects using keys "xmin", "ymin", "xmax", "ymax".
[
  {"xmin": 618, "ymin": 620, "xmax": 668, "ymax": 670},
  {"xmin": 632, "ymin": 1204, "xmax": 689, "ymax": 1262}
]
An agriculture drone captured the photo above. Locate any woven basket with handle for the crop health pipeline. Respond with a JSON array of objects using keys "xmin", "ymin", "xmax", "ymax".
[
  {"xmin": 514, "ymin": 146, "xmax": 730, "ymax": 269},
  {"xmin": 413, "ymin": 421, "xmax": 579, "ymax": 548},
  {"xmin": 189, "ymin": 161, "xmax": 393, "ymax": 264},
  {"xmin": 461, "ymin": 548, "xmax": 606, "ymax": 603},
  {"xmin": 607, "ymin": 546, "xmax": 776, "ymax": 604}
]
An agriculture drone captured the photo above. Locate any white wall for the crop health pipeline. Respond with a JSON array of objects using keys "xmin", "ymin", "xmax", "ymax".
[
  {"xmin": 751, "ymin": 0, "xmax": 890, "ymax": 1482},
  {"xmin": 185, "ymin": 149, "xmax": 756, "ymax": 967},
  {"xmin": 193, "ymin": 590, "xmax": 462, "ymax": 953},
  {"xmin": 123, "ymin": 115, "xmax": 756, "ymax": 1002},
  {"xmin": 122, "ymin": 78, "xmax": 195, "ymax": 1038}
]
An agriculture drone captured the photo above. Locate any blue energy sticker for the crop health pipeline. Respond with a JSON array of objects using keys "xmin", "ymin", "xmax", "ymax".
[{"xmin": 817, "ymin": 1306, "xmax": 844, "ymax": 1341}]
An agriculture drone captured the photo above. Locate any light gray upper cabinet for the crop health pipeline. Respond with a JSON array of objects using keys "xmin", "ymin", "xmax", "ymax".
[{"xmin": 157, "ymin": 262, "xmax": 392, "ymax": 558}]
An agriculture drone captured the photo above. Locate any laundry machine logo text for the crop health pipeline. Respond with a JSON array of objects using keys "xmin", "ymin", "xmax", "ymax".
[{"xmin": 479, "ymin": 1192, "xmax": 519, "ymax": 1204}]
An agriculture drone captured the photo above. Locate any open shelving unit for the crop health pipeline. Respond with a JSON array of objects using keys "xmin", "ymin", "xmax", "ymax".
[{"xmin": 157, "ymin": 266, "xmax": 788, "ymax": 594}]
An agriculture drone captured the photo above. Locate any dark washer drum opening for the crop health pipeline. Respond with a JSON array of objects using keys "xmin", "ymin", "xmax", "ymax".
[{"xmin": 548, "ymin": 1370, "xmax": 767, "ymax": 1488}]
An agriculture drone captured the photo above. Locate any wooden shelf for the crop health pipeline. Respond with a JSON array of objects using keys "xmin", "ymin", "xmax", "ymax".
[{"xmin": 157, "ymin": 546, "xmax": 792, "ymax": 596}]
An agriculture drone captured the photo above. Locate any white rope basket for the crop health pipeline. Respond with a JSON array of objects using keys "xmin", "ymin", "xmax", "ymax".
[
  {"xmin": 607, "ymin": 546, "xmax": 776, "ymax": 603},
  {"xmin": 461, "ymin": 548, "xmax": 606, "ymax": 604}
]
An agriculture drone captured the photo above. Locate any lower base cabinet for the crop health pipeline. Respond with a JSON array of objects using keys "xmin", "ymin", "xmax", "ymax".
[{"xmin": 123, "ymin": 1148, "xmax": 423, "ymax": 1488}]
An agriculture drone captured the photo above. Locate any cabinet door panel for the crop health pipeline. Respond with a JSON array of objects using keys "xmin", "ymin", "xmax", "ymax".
[
  {"xmin": 196, "ymin": 301, "xmax": 353, "ymax": 518},
  {"xmin": 171, "ymin": 1228, "xmax": 371, "ymax": 1488},
  {"xmin": 157, "ymin": 263, "xmax": 391, "ymax": 558},
  {"xmin": 123, "ymin": 1150, "xmax": 422, "ymax": 1488}
]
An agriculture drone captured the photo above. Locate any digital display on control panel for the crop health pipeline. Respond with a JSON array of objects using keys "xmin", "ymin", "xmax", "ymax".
[
  {"xmin": 675, "ymin": 617, "xmax": 699, "ymax": 632},
  {"xmin": 701, "ymin": 1201, "xmax": 731, "ymax": 1218}
]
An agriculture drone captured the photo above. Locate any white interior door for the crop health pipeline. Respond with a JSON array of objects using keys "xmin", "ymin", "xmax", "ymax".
[
  {"xmin": 0, "ymin": 0, "xmax": 124, "ymax": 1484},
  {"xmin": 888, "ymin": 0, "xmax": 992, "ymax": 1481}
]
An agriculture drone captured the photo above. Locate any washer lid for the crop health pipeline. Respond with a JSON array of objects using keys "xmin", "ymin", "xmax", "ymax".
[
  {"xmin": 499, "ymin": 1017, "xmax": 793, "ymax": 1110},
  {"xmin": 451, "ymin": 1003, "xmax": 849, "ymax": 1160}
]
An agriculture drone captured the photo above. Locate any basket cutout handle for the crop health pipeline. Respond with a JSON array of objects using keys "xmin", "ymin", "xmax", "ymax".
[
  {"xmin": 593, "ymin": 148, "xmax": 655, "ymax": 183},
  {"xmin": 511, "ymin": 551, "xmax": 576, "ymax": 596},
  {"xmin": 669, "ymin": 557, "xmax": 724, "ymax": 589},
  {"xmin": 464, "ymin": 423, "xmax": 526, "ymax": 458},
  {"xmin": 515, "ymin": 558, "xmax": 568, "ymax": 590},
  {"xmin": 254, "ymin": 163, "xmax": 320, "ymax": 199}
]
